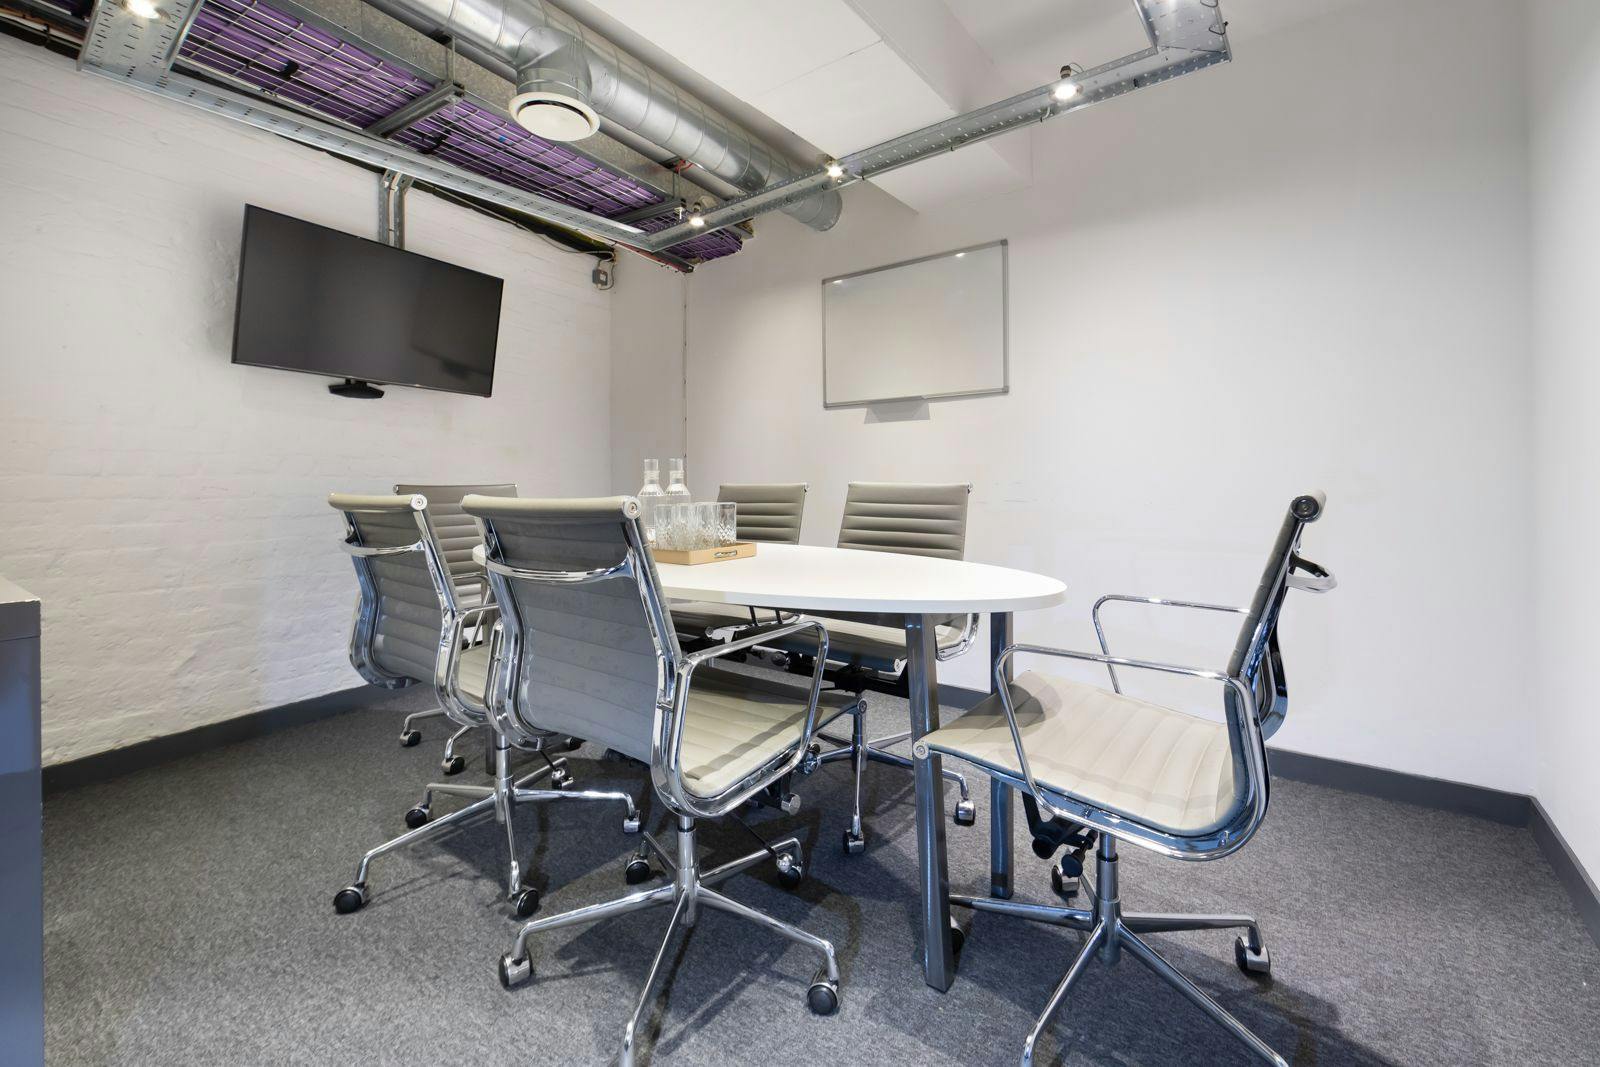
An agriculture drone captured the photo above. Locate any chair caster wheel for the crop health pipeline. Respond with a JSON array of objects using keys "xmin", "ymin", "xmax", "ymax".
[
  {"xmin": 404, "ymin": 806, "xmax": 430, "ymax": 830},
  {"xmin": 806, "ymin": 974, "xmax": 839, "ymax": 1016},
  {"xmin": 953, "ymin": 799, "xmax": 976, "ymax": 827},
  {"xmin": 800, "ymin": 744, "xmax": 821, "ymax": 776},
  {"xmin": 624, "ymin": 857, "xmax": 654, "ymax": 885},
  {"xmin": 949, "ymin": 918, "xmax": 965, "ymax": 957},
  {"xmin": 333, "ymin": 884, "xmax": 368, "ymax": 914},
  {"xmin": 842, "ymin": 830, "xmax": 865, "ymax": 856},
  {"xmin": 440, "ymin": 755, "xmax": 466, "ymax": 775},
  {"xmin": 513, "ymin": 888, "xmax": 541, "ymax": 919},
  {"xmin": 622, "ymin": 814, "xmax": 642, "ymax": 834},
  {"xmin": 776, "ymin": 853, "xmax": 804, "ymax": 889},
  {"xmin": 1235, "ymin": 936, "xmax": 1271, "ymax": 976},
  {"xmin": 563, "ymin": 736, "xmax": 585, "ymax": 752},
  {"xmin": 1050, "ymin": 865, "xmax": 1079, "ymax": 901},
  {"xmin": 399, "ymin": 729, "xmax": 421, "ymax": 748},
  {"xmin": 498, "ymin": 953, "xmax": 532, "ymax": 989}
]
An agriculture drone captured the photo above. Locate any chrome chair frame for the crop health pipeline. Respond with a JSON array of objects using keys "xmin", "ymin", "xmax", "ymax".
[
  {"xmin": 330, "ymin": 494, "xmax": 638, "ymax": 919},
  {"xmin": 389, "ymin": 481, "xmax": 517, "ymax": 772},
  {"xmin": 919, "ymin": 492, "xmax": 1334, "ymax": 1066},
  {"xmin": 793, "ymin": 482, "xmax": 980, "ymax": 853},
  {"xmin": 484, "ymin": 499, "xmax": 848, "ymax": 1067}
]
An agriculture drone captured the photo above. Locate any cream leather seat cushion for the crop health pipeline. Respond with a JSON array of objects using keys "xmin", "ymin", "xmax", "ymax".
[
  {"xmin": 670, "ymin": 600, "xmax": 786, "ymax": 636},
  {"xmin": 456, "ymin": 643, "xmax": 492, "ymax": 705},
  {"xmin": 812, "ymin": 615, "xmax": 965, "ymax": 662},
  {"xmin": 920, "ymin": 671, "xmax": 1236, "ymax": 835},
  {"xmin": 679, "ymin": 666, "xmax": 857, "ymax": 796}
]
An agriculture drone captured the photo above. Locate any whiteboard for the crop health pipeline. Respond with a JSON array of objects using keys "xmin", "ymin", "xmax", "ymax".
[{"xmin": 822, "ymin": 240, "xmax": 1007, "ymax": 408}]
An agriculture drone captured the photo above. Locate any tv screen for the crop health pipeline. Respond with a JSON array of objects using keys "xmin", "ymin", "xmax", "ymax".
[{"xmin": 232, "ymin": 205, "xmax": 503, "ymax": 397}]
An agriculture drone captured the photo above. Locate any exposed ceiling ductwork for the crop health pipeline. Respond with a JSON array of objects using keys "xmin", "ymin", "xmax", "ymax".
[
  {"xmin": 56, "ymin": 0, "xmax": 1230, "ymax": 258},
  {"xmin": 365, "ymin": 0, "xmax": 843, "ymax": 232}
]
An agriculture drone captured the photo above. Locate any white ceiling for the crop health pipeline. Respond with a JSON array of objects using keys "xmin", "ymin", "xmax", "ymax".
[{"xmin": 561, "ymin": 0, "xmax": 1371, "ymax": 216}]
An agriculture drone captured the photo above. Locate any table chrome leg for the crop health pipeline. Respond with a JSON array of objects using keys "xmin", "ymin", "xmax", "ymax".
[
  {"xmin": 990, "ymin": 610, "xmax": 1015, "ymax": 899},
  {"xmin": 907, "ymin": 613, "xmax": 954, "ymax": 991}
]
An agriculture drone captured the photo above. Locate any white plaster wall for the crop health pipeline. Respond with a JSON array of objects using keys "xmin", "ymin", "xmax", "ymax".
[
  {"xmin": 0, "ymin": 38, "xmax": 613, "ymax": 764},
  {"xmin": 672, "ymin": 0, "xmax": 1538, "ymax": 794},
  {"xmin": 1528, "ymin": 0, "xmax": 1600, "ymax": 883},
  {"xmin": 608, "ymin": 252, "xmax": 686, "ymax": 494}
]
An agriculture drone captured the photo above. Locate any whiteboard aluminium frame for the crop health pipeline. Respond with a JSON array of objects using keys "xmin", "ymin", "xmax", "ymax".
[{"xmin": 820, "ymin": 238, "xmax": 1009, "ymax": 409}]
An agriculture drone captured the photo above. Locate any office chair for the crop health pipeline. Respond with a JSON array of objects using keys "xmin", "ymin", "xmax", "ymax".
[
  {"xmin": 670, "ymin": 482, "xmax": 807, "ymax": 650},
  {"xmin": 776, "ymin": 482, "xmax": 979, "ymax": 853},
  {"xmin": 328, "ymin": 492, "xmax": 640, "ymax": 919},
  {"xmin": 466, "ymin": 495, "xmax": 858, "ymax": 1066},
  {"xmin": 915, "ymin": 492, "xmax": 1335, "ymax": 1066},
  {"xmin": 389, "ymin": 481, "xmax": 516, "ymax": 777}
]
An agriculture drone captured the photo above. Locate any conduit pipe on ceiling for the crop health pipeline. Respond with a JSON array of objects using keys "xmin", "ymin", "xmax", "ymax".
[{"xmin": 367, "ymin": 0, "xmax": 842, "ymax": 231}]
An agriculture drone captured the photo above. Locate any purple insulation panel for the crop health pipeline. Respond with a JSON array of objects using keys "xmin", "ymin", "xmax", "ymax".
[
  {"xmin": 174, "ymin": 0, "xmax": 742, "ymax": 261},
  {"xmin": 390, "ymin": 99, "xmax": 659, "ymax": 218},
  {"xmin": 180, "ymin": 0, "xmax": 435, "ymax": 128},
  {"xmin": 638, "ymin": 215, "xmax": 744, "ymax": 261}
]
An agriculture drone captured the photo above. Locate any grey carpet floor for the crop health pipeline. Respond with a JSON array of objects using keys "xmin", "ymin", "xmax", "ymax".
[{"xmin": 43, "ymin": 685, "xmax": 1600, "ymax": 1066}]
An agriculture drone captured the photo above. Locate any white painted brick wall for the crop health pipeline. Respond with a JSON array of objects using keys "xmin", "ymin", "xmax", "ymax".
[{"xmin": 0, "ymin": 37, "xmax": 615, "ymax": 764}]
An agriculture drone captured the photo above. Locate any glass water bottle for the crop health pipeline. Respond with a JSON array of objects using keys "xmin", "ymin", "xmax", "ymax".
[
  {"xmin": 664, "ymin": 458, "xmax": 692, "ymax": 509},
  {"xmin": 637, "ymin": 458, "xmax": 665, "ymax": 544}
]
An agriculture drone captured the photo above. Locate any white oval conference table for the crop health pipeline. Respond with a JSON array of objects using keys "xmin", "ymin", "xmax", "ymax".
[
  {"xmin": 476, "ymin": 540, "xmax": 1066, "ymax": 990},
  {"xmin": 656, "ymin": 543, "xmax": 1065, "ymax": 992}
]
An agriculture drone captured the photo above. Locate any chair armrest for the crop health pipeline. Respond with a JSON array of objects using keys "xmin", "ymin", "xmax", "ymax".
[
  {"xmin": 1091, "ymin": 594, "xmax": 1248, "ymax": 693},
  {"xmin": 935, "ymin": 614, "xmax": 980, "ymax": 662},
  {"xmin": 656, "ymin": 619, "xmax": 832, "ymax": 819},
  {"xmin": 988, "ymin": 643, "xmax": 1260, "ymax": 827},
  {"xmin": 341, "ymin": 538, "xmax": 424, "ymax": 558},
  {"xmin": 438, "ymin": 603, "xmax": 503, "ymax": 712}
]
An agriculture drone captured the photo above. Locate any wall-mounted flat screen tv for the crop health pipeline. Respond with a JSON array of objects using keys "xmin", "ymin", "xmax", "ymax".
[{"xmin": 232, "ymin": 205, "xmax": 503, "ymax": 397}]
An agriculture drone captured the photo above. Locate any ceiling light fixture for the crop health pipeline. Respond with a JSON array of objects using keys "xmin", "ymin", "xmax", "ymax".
[
  {"xmin": 825, "ymin": 161, "xmax": 845, "ymax": 179},
  {"xmin": 125, "ymin": 0, "xmax": 160, "ymax": 18},
  {"xmin": 1053, "ymin": 81, "xmax": 1079, "ymax": 102},
  {"xmin": 688, "ymin": 209, "xmax": 705, "ymax": 228}
]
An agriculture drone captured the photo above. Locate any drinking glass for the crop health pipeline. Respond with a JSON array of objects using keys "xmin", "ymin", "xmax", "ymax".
[
  {"xmin": 676, "ymin": 503, "xmax": 699, "ymax": 551},
  {"xmin": 716, "ymin": 502, "xmax": 737, "ymax": 546},
  {"xmin": 695, "ymin": 502, "xmax": 718, "ymax": 550},
  {"xmin": 657, "ymin": 503, "xmax": 676, "ymax": 551}
]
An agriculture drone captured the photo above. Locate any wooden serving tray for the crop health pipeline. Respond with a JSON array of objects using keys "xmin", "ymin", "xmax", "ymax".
[{"xmin": 651, "ymin": 541, "xmax": 757, "ymax": 565}]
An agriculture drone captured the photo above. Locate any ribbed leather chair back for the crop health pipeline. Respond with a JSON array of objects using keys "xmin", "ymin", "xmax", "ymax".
[
  {"xmin": 836, "ymin": 482, "xmax": 971, "ymax": 561},
  {"xmin": 394, "ymin": 483, "xmax": 515, "ymax": 594},
  {"xmin": 1225, "ymin": 492, "xmax": 1330, "ymax": 741},
  {"xmin": 465, "ymin": 495, "xmax": 672, "ymax": 762},
  {"xmin": 717, "ymin": 483, "xmax": 807, "ymax": 544},
  {"xmin": 1207, "ymin": 492, "xmax": 1331, "ymax": 822},
  {"xmin": 329, "ymin": 493, "xmax": 451, "ymax": 687}
]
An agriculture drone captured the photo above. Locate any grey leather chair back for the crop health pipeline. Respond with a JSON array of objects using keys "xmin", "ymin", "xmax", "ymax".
[
  {"xmin": 837, "ymin": 482, "xmax": 970, "ymax": 560},
  {"xmin": 1204, "ymin": 492, "xmax": 1333, "ymax": 831},
  {"xmin": 464, "ymin": 495, "xmax": 678, "ymax": 760},
  {"xmin": 329, "ymin": 493, "xmax": 453, "ymax": 689},
  {"xmin": 716, "ymin": 483, "xmax": 807, "ymax": 544},
  {"xmin": 394, "ymin": 483, "xmax": 515, "ymax": 597},
  {"xmin": 1226, "ymin": 492, "xmax": 1333, "ymax": 744}
]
